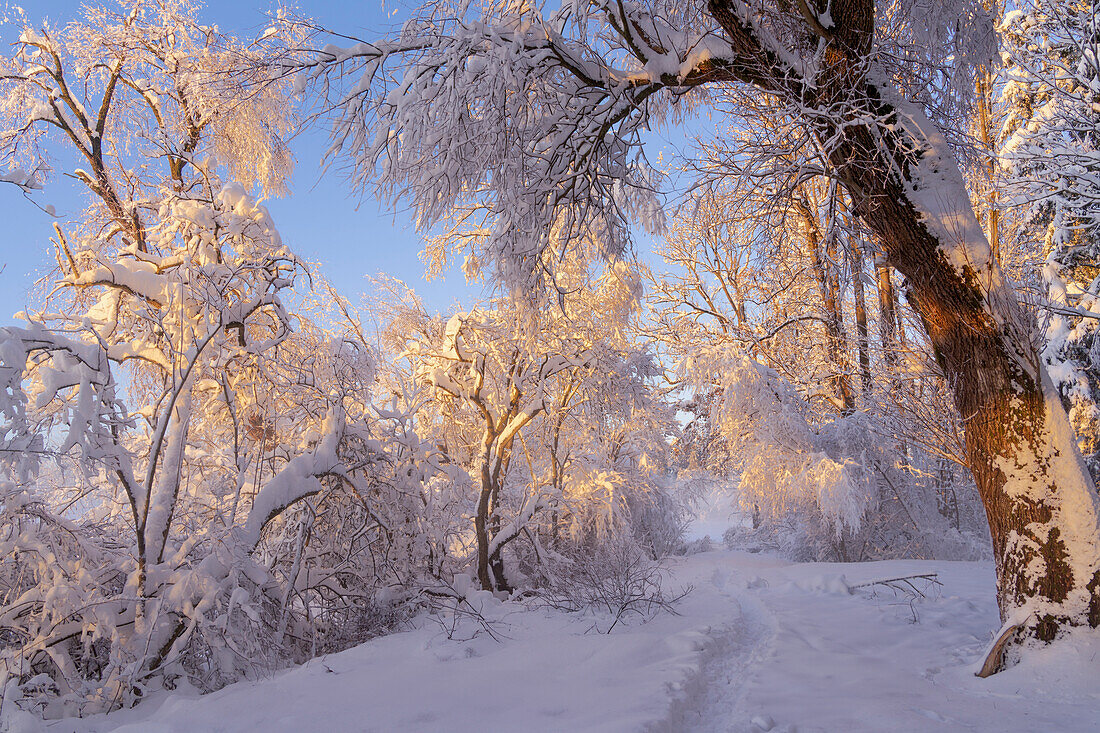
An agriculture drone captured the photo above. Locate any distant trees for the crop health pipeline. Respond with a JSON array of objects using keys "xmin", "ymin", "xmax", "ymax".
[
  {"xmin": 306, "ymin": 0, "xmax": 1100, "ymax": 656},
  {"xmin": 383, "ymin": 262, "xmax": 685, "ymax": 592},
  {"xmin": 658, "ymin": 178, "xmax": 986, "ymax": 562}
]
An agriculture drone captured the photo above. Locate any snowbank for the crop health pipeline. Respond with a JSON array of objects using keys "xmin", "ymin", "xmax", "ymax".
[{"xmin": 48, "ymin": 549, "xmax": 1100, "ymax": 733}]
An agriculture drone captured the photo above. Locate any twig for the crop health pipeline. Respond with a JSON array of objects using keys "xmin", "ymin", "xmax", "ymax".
[{"xmin": 850, "ymin": 573, "xmax": 941, "ymax": 597}]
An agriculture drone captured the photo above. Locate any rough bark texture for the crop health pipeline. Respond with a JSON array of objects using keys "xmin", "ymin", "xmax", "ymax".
[
  {"xmin": 475, "ymin": 449, "xmax": 495, "ymax": 591},
  {"xmin": 475, "ymin": 439, "xmax": 514, "ymax": 593},
  {"xmin": 707, "ymin": 0, "xmax": 1100, "ymax": 649}
]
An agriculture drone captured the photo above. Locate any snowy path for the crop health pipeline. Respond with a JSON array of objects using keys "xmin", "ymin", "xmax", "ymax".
[
  {"xmin": 658, "ymin": 553, "xmax": 1100, "ymax": 733},
  {"xmin": 658, "ymin": 582, "xmax": 776, "ymax": 732},
  {"xmin": 53, "ymin": 550, "xmax": 1100, "ymax": 733}
]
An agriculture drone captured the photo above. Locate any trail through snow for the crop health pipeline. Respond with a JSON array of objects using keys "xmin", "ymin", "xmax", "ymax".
[
  {"xmin": 50, "ymin": 546, "xmax": 1100, "ymax": 733},
  {"xmin": 657, "ymin": 552, "xmax": 1100, "ymax": 732}
]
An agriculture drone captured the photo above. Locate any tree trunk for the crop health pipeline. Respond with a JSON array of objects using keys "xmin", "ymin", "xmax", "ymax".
[
  {"xmin": 487, "ymin": 446, "xmax": 514, "ymax": 593},
  {"xmin": 488, "ymin": 551, "xmax": 510, "ymax": 592},
  {"xmin": 875, "ymin": 258, "xmax": 899, "ymax": 375},
  {"xmin": 848, "ymin": 233, "xmax": 873, "ymax": 398},
  {"xmin": 874, "ymin": 254, "xmax": 909, "ymax": 456},
  {"xmin": 475, "ymin": 442, "xmax": 495, "ymax": 591},
  {"xmin": 796, "ymin": 194, "xmax": 855, "ymax": 413},
  {"xmin": 706, "ymin": 0, "xmax": 1100, "ymax": 655}
]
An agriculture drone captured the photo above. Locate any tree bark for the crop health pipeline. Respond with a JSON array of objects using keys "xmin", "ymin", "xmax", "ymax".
[
  {"xmin": 707, "ymin": 0, "xmax": 1100, "ymax": 653},
  {"xmin": 475, "ymin": 438, "xmax": 495, "ymax": 591},
  {"xmin": 796, "ymin": 194, "xmax": 855, "ymax": 413},
  {"xmin": 848, "ymin": 233, "xmax": 873, "ymax": 398},
  {"xmin": 875, "ymin": 259, "xmax": 899, "ymax": 375}
]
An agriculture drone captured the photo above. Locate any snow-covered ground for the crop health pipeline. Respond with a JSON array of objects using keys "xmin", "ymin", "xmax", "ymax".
[
  {"xmin": 40, "ymin": 492, "xmax": 1100, "ymax": 733},
  {"xmin": 47, "ymin": 537, "xmax": 1100, "ymax": 733}
]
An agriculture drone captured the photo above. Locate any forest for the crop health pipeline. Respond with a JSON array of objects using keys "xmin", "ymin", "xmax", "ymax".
[{"xmin": 0, "ymin": 0, "xmax": 1099, "ymax": 730}]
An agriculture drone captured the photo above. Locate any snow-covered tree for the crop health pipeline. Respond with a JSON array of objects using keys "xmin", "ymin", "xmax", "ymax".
[
  {"xmin": 1000, "ymin": 0, "xmax": 1100, "ymax": 482},
  {"xmin": 379, "ymin": 256, "xmax": 684, "ymax": 594},
  {"xmin": 0, "ymin": 0, "xmax": 383, "ymax": 711},
  {"xmin": 304, "ymin": 0, "xmax": 1100, "ymax": 658},
  {"xmin": 407, "ymin": 304, "xmax": 589, "ymax": 591}
]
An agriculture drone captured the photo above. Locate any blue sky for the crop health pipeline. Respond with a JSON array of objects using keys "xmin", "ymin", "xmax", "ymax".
[{"xmin": 0, "ymin": 0, "xmax": 483, "ymax": 322}]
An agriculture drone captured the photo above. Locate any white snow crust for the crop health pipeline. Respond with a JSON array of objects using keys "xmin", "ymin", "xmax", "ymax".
[{"xmin": 50, "ymin": 519, "xmax": 1100, "ymax": 733}]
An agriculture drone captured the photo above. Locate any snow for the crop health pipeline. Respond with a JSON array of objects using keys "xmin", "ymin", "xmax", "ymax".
[
  {"xmin": 70, "ymin": 259, "xmax": 169, "ymax": 307},
  {"xmin": 55, "ymin": 588, "xmax": 716, "ymax": 733},
  {"xmin": 668, "ymin": 554, "xmax": 1100, "ymax": 732},
  {"xmin": 241, "ymin": 408, "xmax": 344, "ymax": 551},
  {"xmin": 47, "ymin": 519, "xmax": 1100, "ymax": 733},
  {"xmin": 684, "ymin": 484, "xmax": 750, "ymax": 542},
  {"xmin": 888, "ymin": 89, "xmax": 997, "ymax": 286}
]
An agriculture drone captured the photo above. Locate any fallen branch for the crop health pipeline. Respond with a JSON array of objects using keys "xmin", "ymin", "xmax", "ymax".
[{"xmin": 850, "ymin": 573, "xmax": 941, "ymax": 598}]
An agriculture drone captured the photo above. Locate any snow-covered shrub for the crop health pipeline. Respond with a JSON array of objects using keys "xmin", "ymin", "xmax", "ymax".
[
  {"xmin": 536, "ymin": 535, "xmax": 689, "ymax": 633},
  {"xmin": 686, "ymin": 349, "xmax": 987, "ymax": 562},
  {"xmin": 257, "ymin": 379, "xmax": 471, "ymax": 656},
  {"xmin": 625, "ymin": 476, "xmax": 697, "ymax": 559},
  {"xmin": 0, "ymin": 477, "xmax": 287, "ymax": 716}
]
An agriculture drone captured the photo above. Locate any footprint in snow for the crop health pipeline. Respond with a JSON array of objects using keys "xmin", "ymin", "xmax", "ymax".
[
  {"xmin": 751, "ymin": 714, "xmax": 797, "ymax": 732},
  {"xmin": 913, "ymin": 707, "xmax": 952, "ymax": 723},
  {"xmin": 710, "ymin": 567, "xmax": 730, "ymax": 591}
]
